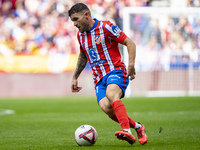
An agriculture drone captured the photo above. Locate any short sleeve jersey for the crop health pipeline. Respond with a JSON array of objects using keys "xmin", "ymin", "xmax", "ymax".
[{"xmin": 77, "ymin": 18, "xmax": 127, "ymax": 84}]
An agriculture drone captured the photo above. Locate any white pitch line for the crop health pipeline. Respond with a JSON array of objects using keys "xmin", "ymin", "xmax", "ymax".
[
  {"xmin": 131, "ymin": 111, "xmax": 200, "ymax": 116},
  {"xmin": 0, "ymin": 109, "xmax": 15, "ymax": 116}
]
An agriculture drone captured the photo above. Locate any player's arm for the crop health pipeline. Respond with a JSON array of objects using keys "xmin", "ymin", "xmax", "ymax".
[
  {"xmin": 73, "ymin": 51, "xmax": 88, "ymax": 79},
  {"xmin": 71, "ymin": 51, "xmax": 88, "ymax": 92},
  {"xmin": 122, "ymin": 37, "xmax": 136, "ymax": 80},
  {"xmin": 104, "ymin": 22, "xmax": 136, "ymax": 80}
]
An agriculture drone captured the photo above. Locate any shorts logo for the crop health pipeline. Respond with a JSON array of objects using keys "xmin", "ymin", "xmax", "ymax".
[
  {"xmin": 111, "ymin": 79, "xmax": 118, "ymax": 81},
  {"xmin": 108, "ymin": 75, "xmax": 120, "ymax": 79}
]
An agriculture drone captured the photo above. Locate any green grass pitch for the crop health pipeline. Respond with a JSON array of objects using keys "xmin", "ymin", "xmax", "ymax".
[{"xmin": 0, "ymin": 96, "xmax": 200, "ymax": 150}]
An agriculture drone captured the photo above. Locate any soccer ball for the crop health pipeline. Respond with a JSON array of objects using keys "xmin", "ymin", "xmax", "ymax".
[{"xmin": 74, "ymin": 125, "xmax": 98, "ymax": 146}]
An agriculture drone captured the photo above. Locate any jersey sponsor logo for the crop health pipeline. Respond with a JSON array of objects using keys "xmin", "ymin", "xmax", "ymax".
[
  {"xmin": 90, "ymin": 59, "xmax": 106, "ymax": 67},
  {"xmin": 89, "ymin": 48, "xmax": 98, "ymax": 61}
]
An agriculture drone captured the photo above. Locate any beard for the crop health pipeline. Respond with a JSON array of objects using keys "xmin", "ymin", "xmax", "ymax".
[{"xmin": 79, "ymin": 21, "xmax": 90, "ymax": 33}]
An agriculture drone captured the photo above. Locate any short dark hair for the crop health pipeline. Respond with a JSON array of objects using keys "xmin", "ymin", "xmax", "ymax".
[{"xmin": 68, "ymin": 3, "xmax": 90, "ymax": 17}]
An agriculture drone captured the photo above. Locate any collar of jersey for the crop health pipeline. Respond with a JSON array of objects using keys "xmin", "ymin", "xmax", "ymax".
[{"xmin": 87, "ymin": 18, "xmax": 98, "ymax": 32}]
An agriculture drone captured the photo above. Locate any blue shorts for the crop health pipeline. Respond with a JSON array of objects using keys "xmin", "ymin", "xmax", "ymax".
[{"xmin": 95, "ymin": 70, "xmax": 129, "ymax": 104}]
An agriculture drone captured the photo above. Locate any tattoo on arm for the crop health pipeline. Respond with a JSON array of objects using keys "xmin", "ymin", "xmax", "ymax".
[{"xmin": 73, "ymin": 52, "xmax": 88, "ymax": 79}]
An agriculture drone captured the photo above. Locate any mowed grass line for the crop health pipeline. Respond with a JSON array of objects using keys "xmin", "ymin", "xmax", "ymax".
[{"xmin": 0, "ymin": 96, "xmax": 200, "ymax": 150}]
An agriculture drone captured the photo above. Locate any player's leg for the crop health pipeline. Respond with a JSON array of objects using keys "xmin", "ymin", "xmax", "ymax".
[
  {"xmin": 105, "ymin": 70, "xmax": 147, "ymax": 145},
  {"xmin": 95, "ymin": 78, "xmax": 115, "ymax": 117},
  {"xmin": 98, "ymin": 97, "xmax": 138, "ymax": 129},
  {"xmin": 106, "ymin": 84, "xmax": 147, "ymax": 145},
  {"xmin": 98, "ymin": 97, "xmax": 115, "ymax": 116},
  {"xmin": 109, "ymin": 114, "xmax": 137, "ymax": 128},
  {"xmin": 106, "ymin": 83, "xmax": 130, "ymax": 131},
  {"xmin": 106, "ymin": 83, "xmax": 136, "ymax": 144},
  {"xmin": 96, "ymin": 81, "xmax": 135, "ymax": 144},
  {"xmin": 98, "ymin": 96, "xmax": 147, "ymax": 145},
  {"xmin": 105, "ymin": 70, "xmax": 133, "ymax": 132},
  {"xmin": 95, "ymin": 71, "xmax": 147, "ymax": 144}
]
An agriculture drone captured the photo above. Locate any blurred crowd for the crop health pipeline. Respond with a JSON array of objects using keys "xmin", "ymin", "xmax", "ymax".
[
  {"xmin": 130, "ymin": 12, "xmax": 200, "ymax": 71},
  {"xmin": 0, "ymin": 0, "xmax": 200, "ymax": 71},
  {"xmin": 0, "ymin": 0, "xmax": 151, "ymax": 56}
]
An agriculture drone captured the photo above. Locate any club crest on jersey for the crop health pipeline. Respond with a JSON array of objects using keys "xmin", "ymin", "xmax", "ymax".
[{"xmin": 95, "ymin": 36, "xmax": 101, "ymax": 44}]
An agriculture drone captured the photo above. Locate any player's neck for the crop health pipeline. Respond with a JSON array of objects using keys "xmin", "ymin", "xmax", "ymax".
[{"xmin": 88, "ymin": 17, "xmax": 95, "ymax": 31}]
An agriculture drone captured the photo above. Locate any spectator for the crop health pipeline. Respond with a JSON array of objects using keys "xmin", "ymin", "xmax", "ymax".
[{"xmin": 0, "ymin": 0, "xmax": 199, "ymax": 72}]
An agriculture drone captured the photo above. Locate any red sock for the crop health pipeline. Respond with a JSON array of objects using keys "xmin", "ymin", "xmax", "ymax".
[
  {"xmin": 109, "ymin": 115, "xmax": 118, "ymax": 122},
  {"xmin": 128, "ymin": 117, "xmax": 136, "ymax": 128},
  {"xmin": 111, "ymin": 100, "xmax": 130, "ymax": 129},
  {"xmin": 109, "ymin": 115, "xmax": 136, "ymax": 128}
]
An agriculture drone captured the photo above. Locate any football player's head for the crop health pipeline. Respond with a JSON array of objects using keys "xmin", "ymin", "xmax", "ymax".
[{"xmin": 69, "ymin": 3, "xmax": 92, "ymax": 33}]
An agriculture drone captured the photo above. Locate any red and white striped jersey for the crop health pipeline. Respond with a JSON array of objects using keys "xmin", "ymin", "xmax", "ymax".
[{"xmin": 77, "ymin": 18, "xmax": 127, "ymax": 84}]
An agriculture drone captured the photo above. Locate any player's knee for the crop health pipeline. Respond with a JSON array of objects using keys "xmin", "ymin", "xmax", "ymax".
[
  {"xmin": 99, "ymin": 101, "xmax": 114, "ymax": 116},
  {"xmin": 106, "ymin": 92, "xmax": 117, "ymax": 102},
  {"xmin": 106, "ymin": 87, "xmax": 122, "ymax": 103},
  {"xmin": 101, "ymin": 106, "xmax": 114, "ymax": 116},
  {"xmin": 106, "ymin": 85, "xmax": 122, "ymax": 102}
]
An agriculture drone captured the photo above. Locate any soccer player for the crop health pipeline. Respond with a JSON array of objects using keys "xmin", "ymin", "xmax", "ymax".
[{"xmin": 69, "ymin": 3, "xmax": 147, "ymax": 145}]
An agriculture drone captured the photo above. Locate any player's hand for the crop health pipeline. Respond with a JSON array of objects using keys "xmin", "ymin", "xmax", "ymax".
[
  {"xmin": 71, "ymin": 78, "xmax": 82, "ymax": 92},
  {"xmin": 127, "ymin": 64, "xmax": 136, "ymax": 80}
]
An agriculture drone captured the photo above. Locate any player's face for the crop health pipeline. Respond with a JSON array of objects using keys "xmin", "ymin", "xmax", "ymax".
[{"xmin": 70, "ymin": 12, "xmax": 90, "ymax": 33}]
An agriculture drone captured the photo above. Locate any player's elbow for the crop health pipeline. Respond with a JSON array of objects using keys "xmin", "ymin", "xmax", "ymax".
[{"xmin": 123, "ymin": 37, "xmax": 136, "ymax": 48}]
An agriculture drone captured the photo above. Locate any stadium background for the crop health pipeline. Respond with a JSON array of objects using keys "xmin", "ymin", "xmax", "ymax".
[{"xmin": 0, "ymin": 0, "xmax": 200, "ymax": 97}]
